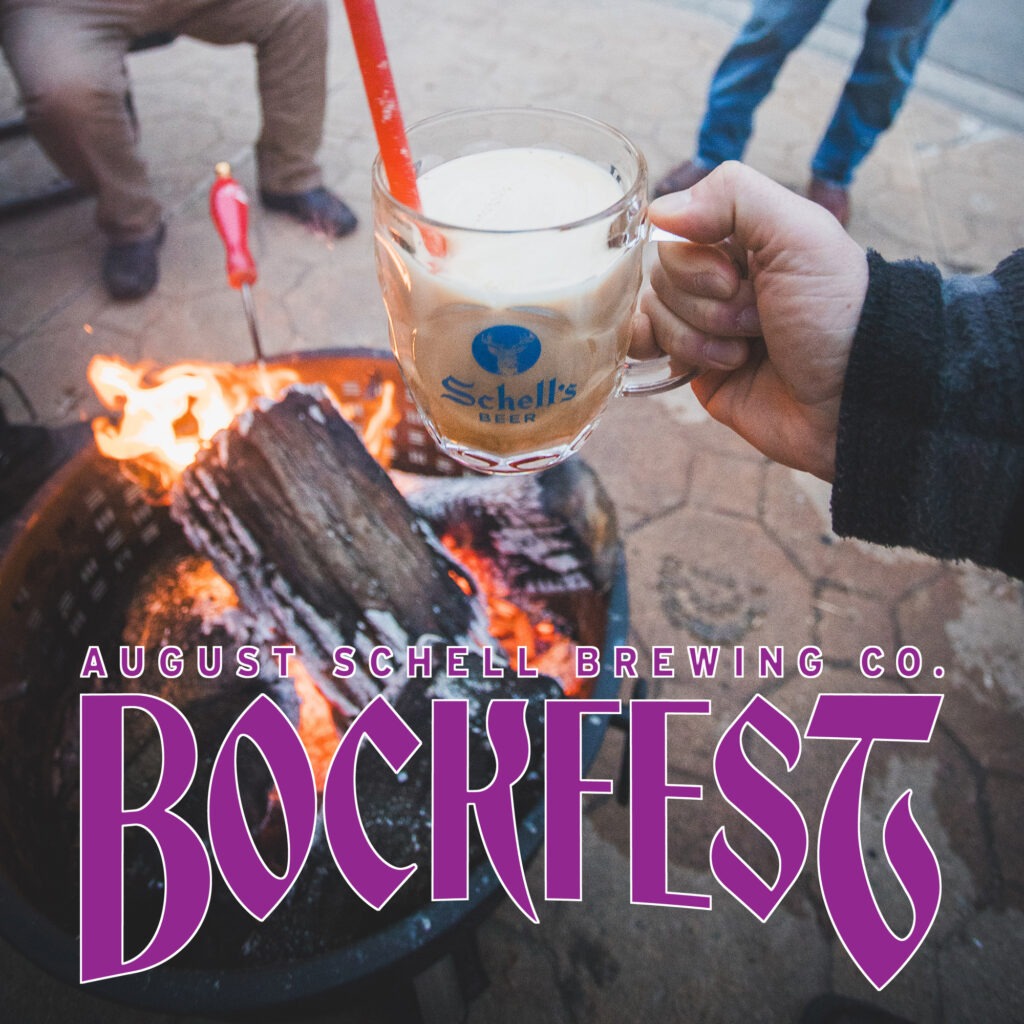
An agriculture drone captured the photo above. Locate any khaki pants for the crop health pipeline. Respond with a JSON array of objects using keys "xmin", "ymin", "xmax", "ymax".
[{"xmin": 0, "ymin": 0, "xmax": 329, "ymax": 241}]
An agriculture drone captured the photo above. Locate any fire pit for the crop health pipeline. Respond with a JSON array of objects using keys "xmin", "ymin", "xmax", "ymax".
[{"xmin": 0, "ymin": 349, "xmax": 628, "ymax": 1018}]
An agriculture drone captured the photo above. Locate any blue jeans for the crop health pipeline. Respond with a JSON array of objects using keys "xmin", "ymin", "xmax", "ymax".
[{"xmin": 696, "ymin": 0, "xmax": 954, "ymax": 185}]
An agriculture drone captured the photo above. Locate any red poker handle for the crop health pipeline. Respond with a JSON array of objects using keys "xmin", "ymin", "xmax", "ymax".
[{"xmin": 210, "ymin": 162, "xmax": 257, "ymax": 289}]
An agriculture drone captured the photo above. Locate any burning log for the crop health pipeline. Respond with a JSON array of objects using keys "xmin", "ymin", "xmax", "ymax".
[
  {"xmin": 70, "ymin": 546, "xmax": 563, "ymax": 968},
  {"xmin": 170, "ymin": 385, "xmax": 495, "ymax": 716},
  {"xmin": 401, "ymin": 456, "xmax": 619, "ymax": 598},
  {"xmin": 76, "ymin": 554, "xmax": 561, "ymax": 967},
  {"xmin": 402, "ymin": 460, "xmax": 619, "ymax": 686}
]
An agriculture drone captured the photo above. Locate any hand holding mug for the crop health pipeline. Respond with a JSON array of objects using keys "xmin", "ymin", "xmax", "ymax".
[{"xmin": 633, "ymin": 161, "xmax": 869, "ymax": 481}]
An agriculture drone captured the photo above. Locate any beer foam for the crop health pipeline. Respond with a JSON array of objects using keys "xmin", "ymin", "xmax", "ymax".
[
  {"xmin": 416, "ymin": 148, "xmax": 627, "ymax": 296},
  {"xmin": 419, "ymin": 147, "xmax": 625, "ymax": 230}
]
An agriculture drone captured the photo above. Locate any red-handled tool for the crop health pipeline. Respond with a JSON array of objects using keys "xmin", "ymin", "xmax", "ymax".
[{"xmin": 210, "ymin": 162, "xmax": 265, "ymax": 363}]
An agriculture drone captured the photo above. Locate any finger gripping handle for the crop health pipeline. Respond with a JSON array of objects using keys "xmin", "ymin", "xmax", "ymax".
[{"xmin": 210, "ymin": 163, "xmax": 257, "ymax": 289}]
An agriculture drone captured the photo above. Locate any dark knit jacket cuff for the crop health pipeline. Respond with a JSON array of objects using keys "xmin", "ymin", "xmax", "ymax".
[{"xmin": 831, "ymin": 250, "xmax": 1024, "ymax": 577}]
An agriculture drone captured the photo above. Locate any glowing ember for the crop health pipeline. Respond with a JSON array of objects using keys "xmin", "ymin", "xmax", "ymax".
[
  {"xmin": 290, "ymin": 658, "xmax": 344, "ymax": 791},
  {"xmin": 441, "ymin": 535, "xmax": 586, "ymax": 697},
  {"xmin": 448, "ymin": 567, "xmax": 474, "ymax": 596},
  {"xmin": 88, "ymin": 352, "xmax": 583, "ymax": 725}
]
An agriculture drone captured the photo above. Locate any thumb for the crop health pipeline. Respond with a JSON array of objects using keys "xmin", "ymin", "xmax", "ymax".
[{"xmin": 649, "ymin": 161, "xmax": 836, "ymax": 257}]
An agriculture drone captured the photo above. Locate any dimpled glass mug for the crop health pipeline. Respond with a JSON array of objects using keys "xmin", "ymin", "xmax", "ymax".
[{"xmin": 373, "ymin": 107, "xmax": 691, "ymax": 474}]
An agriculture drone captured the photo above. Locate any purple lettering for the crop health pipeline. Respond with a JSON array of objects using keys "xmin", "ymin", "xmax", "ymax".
[
  {"xmin": 651, "ymin": 646, "xmax": 674, "ymax": 678},
  {"xmin": 158, "ymin": 646, "xmax": 183, "ymax": 679},
  {"xmin": 333, "ymin": 645, "xmax": 356, "ymax": 678},
  {"xmin": 514, "ymin": 646, "xmax": 538, "ymax": 678},
  {"xmin": 806, "ymin": 693, "xmax": 943, "ymax": 990},
  {"xmin": 208, "ymin": 695, "xmax": 316, "ymax": 920},
  {"xmin": 758, "ymin": 646, "xmax": 784, "ymax": 679},
  {"xmin": 196, "ymin": 645, "xmax": 222, "ymax": 680},
  {"xmin": 687, "ymin": 646, "xmax": 719, "ymax": 678},
  {"xmin": 798, "ymin": 645, "xmax": 823, "ymax": 679},
  {"xmin": 896, "ymin": 646, "xmax": 922, "ymax": 679},
  {"xmin": 544, "ymin": 700, "xmax": 619, "ymax": 900},
  {"xmin": 481, "ymin": 644, "xmax": 504, "ymax": 679},
  {"xmin": 446, "ymin": 646, "xmax": 469, "ymax": 678},
  {"xmin": 630, "ymin": 700, "xmax": 712, "ymax": 910},
  {"xmin": 614, "ymin": 646, "xmax": 638, "ymax": 679},
  {"xmin": 79, "ymin": 694, "xmax": 211, "ymax": 982},
  {"xmin": 860, "ymin": 646, "xmax": 884, "ymax": 678},
  {"xmin": 575, "ymin": 646, "xmax": 600, "ymax": 679},
  {"xmin": 406, "ymin": 645, "xmax": 433, "ymax": 679},
  {"xmin": 369, "ymin": 646, "xmax": 393, "ymax": 679},
  {"xmin": 236, "ymin": 645, "xmax": 260, "ymax": 679},
  {"xmin": 323, "ymin": 695, "xmax": 421, "ymax": 910},
  {"xmin": 80, "ymin": 645, "xmax": 108, "ymax": 679},
  {"xmin": 270, "ymin": 645, "xmax": 294, "ymax": 677},
  {"xmin": 710, "ymin": 695, "xmax": 808, "ymax": 921},
  {"xmin": 432, "ymin": 700, "xmax": 536, "ymax": 922},
  {"xmin": 119, "ymin": 645, "xmax": 144, "ymax": 679}
]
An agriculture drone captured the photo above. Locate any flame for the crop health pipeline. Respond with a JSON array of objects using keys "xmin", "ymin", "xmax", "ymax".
[
  {"xmin": 448, "ymin": 567, "xmax": 474, "ymax": 596},
  {"xmin": 87, "ymin": 355, "xmax": 401, "ymax": 496},
  {"xmin": 361, "ymin": 379, "xmax": 401, "ymax": 464},
  {"xmin": 88, "ymin": 355, "xmax": 301, "ymax": 493}
]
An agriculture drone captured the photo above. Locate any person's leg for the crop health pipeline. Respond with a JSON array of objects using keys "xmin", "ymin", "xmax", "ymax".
[
  {"xmin": 812, "ymin": 0, "xmax": 954, "ymax": 186},
  {"xmin": 174, "ymin": 0, "xmax": 326, "ymax": 193},
  {"xmin": 1, "ymin": 0, "xmax": 166, "ymax": 297},
  {"xmin": 696, "ymin": 0, "xmax": 832, "ymax": 166},
  {"xmin": 173, "ymin": 0, "xmax": 355, "ymax": 236},
  {"xmin": 654, "ymin": 0, "xmax": 830, "ymax": 197},
  {"xmin": 0, "ymin": 1, "xmax": 162, "ymax": 243}
]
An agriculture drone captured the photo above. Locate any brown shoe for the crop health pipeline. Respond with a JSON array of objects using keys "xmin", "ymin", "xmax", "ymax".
[
  {"xmin": 808, "ymin": 178, "xmax": 851, "ymax": 227},
  {"xmin": 652, "ymin": 159, "xmax": 714, "ymax": 199}
]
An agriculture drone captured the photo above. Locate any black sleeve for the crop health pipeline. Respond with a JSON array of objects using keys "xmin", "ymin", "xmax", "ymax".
[{"xmin": 831, "ymin": 248, "xmax": 1024, "ymax": 579}]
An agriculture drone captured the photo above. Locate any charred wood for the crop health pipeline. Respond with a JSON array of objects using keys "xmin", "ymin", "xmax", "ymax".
[
  {"xmin": 399, "ymin": 457, "xmax": 619, "ymax": 598},
  {"xmin": 170, "ymin": 386, "xmax": 493, "ymax": 716}
]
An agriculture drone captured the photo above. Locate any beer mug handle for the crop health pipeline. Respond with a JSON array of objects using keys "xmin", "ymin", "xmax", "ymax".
[
  {"xmin": 619, "ymin": 354, "xmax": 697, "ymax": 396},
  {"xmin": 618, "ymin": 225, "xmax": 699, "ymax": 398}
]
